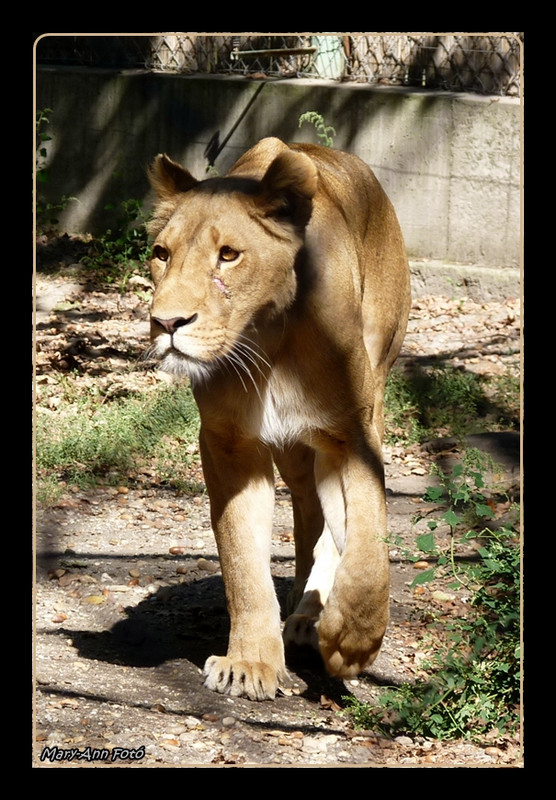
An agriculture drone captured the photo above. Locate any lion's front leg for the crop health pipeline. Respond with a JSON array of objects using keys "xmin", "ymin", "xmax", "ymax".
[
  {"xmin": 314, "ymin": 438, "xmax": 390, "ymax": 678},
  {"xmin": 199, "ymin": 427, "xmax": 285, "ymax": 701}
]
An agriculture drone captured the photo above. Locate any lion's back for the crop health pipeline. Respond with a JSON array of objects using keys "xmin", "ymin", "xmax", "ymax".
[{"xmin": 298, "ymin": 141, "xmax": 411, "ymax": 378}]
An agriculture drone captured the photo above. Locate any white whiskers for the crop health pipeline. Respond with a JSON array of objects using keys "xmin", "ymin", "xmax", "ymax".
[
  {"xmin": 145, "ymin": 326, "xmax": 273, "ymax": 401},
  {"xmin": 217, "ymin": 331, "xmax": 272, "ymax": 400}
]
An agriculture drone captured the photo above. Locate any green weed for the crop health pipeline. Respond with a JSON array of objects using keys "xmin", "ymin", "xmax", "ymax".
[
  {"xmin": 298, "ymin": 111, "xmax": 336, "ymax": 147},
  {"xmin": 384, "ymin": 368, "xmax": 426, "ymax": 444},
  {"xmin": 36, "ymin": 107, "xmax": 53, "ymax": 182}
]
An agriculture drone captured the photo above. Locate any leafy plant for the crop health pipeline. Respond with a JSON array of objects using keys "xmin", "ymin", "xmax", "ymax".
[
  {"xmin": 345, "ymin": 450, "xmax": 521, "ymax": 741},
  {"xmin": 298, "ymin": 111, "xmax": 336, "ymax": 147},
  {"xmin": 410, "ymin": 365, "xmax": 487, "ymax": 435},
  {"xmin": 411, "ymin": 449, "xmax": 499, "ymax": 590},
  {"xmin": 82, "ymin": 197, "xmax": 152, "ymax": 290},
  {"xmin": 36, "ymin": 107, "xmax": 53, "ymax": 182},
  {"xmin": 35, "ymin": 108, "xmax": 77, "ymax": 230}
]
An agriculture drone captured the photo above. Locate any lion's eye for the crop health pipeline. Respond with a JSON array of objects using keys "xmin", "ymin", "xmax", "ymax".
[
  {"xmin": 219, "ymin": 246, "xmax": 240, "ymax": 262},
  {"xmin": 153, "ymin": 245, "xmax": 169, "ymax": 262}
]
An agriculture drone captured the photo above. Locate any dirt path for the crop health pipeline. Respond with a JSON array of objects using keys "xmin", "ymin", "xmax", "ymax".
[{"xmin": 33, "ymin": 267, "xmax": 522, "ymax": 768}]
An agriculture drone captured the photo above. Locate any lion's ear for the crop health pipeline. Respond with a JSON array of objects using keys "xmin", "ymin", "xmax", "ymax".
[
  {"xmin": 148, "ymin": 154, "xmax": 198, "ymax": 201},
  {"xmin": 259, "ymin": 150, "xmax": 318, "ymax": 229}
]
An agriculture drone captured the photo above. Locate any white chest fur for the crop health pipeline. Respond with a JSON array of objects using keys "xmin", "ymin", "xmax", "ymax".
[{"xmin": 255, "ymin": 368, "xmax": 328, "ymax": 448}]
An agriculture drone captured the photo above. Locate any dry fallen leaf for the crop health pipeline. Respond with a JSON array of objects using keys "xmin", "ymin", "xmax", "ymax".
[
  {"xmin": 320, "ymin": 695, "xmax": 342, "ymax": 712},
  {"xmin": 84, "ymin": 595, "xmax": 105, "ymax": 605}
]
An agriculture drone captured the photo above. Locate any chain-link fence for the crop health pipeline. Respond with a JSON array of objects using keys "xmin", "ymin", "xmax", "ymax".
[{"xmin": 35, "ymin": 33, "xmax": 522, "ymax": 96}]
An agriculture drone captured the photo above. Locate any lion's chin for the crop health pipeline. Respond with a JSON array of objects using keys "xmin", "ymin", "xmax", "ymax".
[{"xmin": 158, "ymin": 350, "xmax": 217, "ymax": 385}]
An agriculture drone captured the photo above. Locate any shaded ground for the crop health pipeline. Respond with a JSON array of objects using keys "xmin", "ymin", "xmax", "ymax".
[{"xmin": 33, "ymin": 250, "xmax": 522, "ymax": 768}]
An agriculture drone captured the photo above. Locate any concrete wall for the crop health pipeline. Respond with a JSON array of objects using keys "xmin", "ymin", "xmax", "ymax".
[{"xmin": 36, "ymin": 67, "xmax": 522, "ymax": 276}]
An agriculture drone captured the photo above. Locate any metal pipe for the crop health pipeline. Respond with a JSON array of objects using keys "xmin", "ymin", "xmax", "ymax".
[{"xmin": 230, "ymin": 47, "xmax": 317, "ymax": 60}]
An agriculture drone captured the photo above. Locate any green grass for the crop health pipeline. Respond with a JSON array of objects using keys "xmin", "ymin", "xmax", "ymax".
[
  {"xmin": 35, "ymin": 382, "xmax": 201, "ymax": 502},
  {"xmin": 36, "ymin": 351, "xmax": 520, "ymax": 504},
  {"xmin": 385, "ymin": 364, "xmax": 520, "ymax": 444}
]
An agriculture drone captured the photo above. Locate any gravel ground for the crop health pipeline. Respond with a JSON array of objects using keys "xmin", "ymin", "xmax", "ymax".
[{"xmin": 33, "ymin": 258, "xmax": 522, "ymax": 769}]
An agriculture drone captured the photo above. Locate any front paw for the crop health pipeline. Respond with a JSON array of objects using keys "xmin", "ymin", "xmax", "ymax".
[
  {"xmin": 203, "ymin": 655, "xmax": 280, "ymax": 701},
  {"xmin": 316, "ymin": 601, "xmax": 387, "ymax": 678}
]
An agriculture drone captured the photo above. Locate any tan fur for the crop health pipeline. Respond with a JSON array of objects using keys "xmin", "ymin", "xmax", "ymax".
[{"xmin": 147, "ymin": 137, "xmax": 411, "ymax": 700}]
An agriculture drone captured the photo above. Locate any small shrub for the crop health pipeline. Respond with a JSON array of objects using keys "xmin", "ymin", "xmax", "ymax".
[{"xmin": 82, "ymin": 198, "xmax": 152, "ymax": 291}]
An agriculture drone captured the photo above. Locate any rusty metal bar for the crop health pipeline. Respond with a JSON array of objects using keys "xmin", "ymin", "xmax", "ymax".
[{"xmin": 230, "ymin": 47, "xmax": 317, "ymax": 60}]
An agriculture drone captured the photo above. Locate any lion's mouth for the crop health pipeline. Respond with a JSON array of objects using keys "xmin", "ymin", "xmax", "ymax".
[
  {"xmin": 145, "ymin": 328, "xmax": 228, "ymax": 383},
  {"xmin": 147, "ymin": 325, "xmax": 272, "ymax": 392}
]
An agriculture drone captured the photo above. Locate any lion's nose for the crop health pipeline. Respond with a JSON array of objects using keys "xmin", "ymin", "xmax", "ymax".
[{"xmin": 152, "ymin": 314, "xmax": 198, "ymax": 334}]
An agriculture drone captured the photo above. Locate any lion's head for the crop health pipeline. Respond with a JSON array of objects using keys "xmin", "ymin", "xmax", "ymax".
[{"xmin": 147, "ymin": 144, "xmax": 318, "ymax": 383}]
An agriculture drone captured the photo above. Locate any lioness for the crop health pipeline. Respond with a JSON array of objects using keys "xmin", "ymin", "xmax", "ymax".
[{"xmin": 147, "ymin": 137, "xmax": 411, "ymax": 700}]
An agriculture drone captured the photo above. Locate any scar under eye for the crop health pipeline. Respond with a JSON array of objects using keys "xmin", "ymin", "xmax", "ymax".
[{"xmin": 213, "ymin": 275, "xmax": 228, "ymax": 295}]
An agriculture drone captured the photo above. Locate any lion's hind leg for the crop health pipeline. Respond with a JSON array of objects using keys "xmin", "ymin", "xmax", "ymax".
[{"xmin": 283, "ymin": 524, "xmax": 340, "ymax": 662}]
